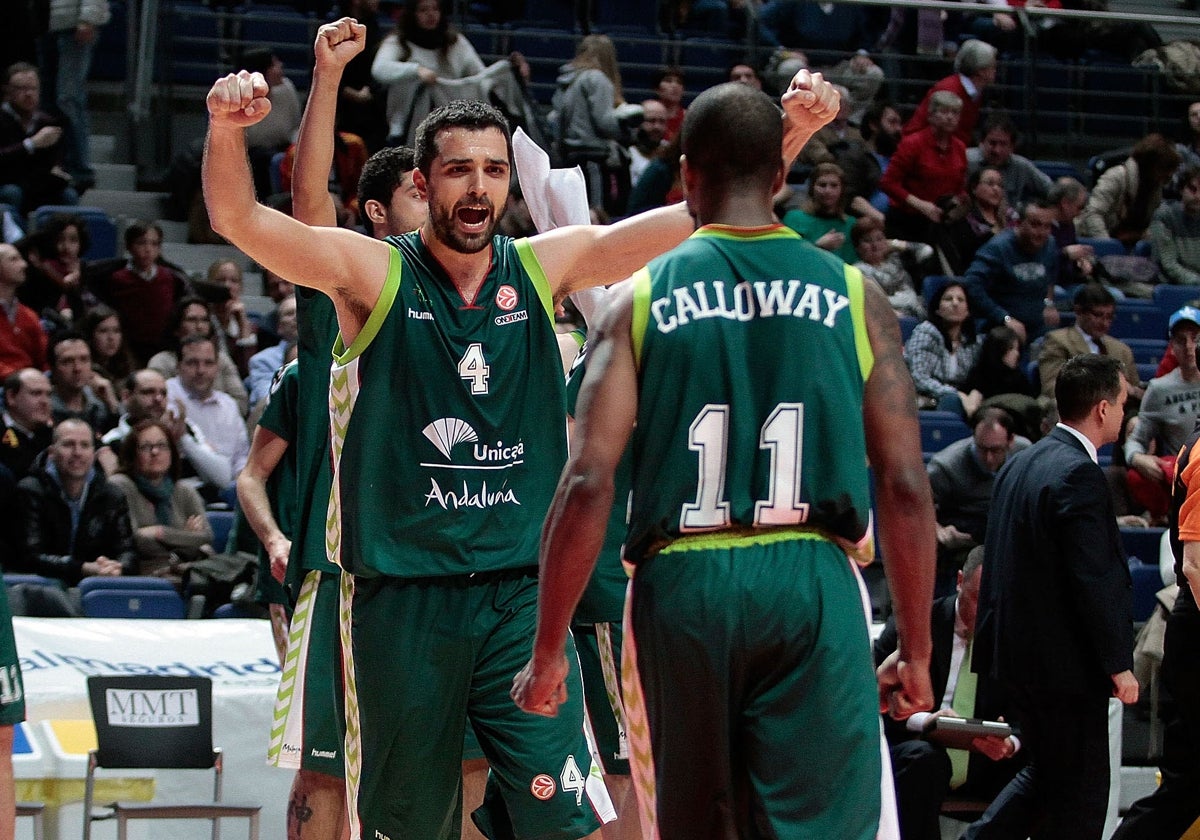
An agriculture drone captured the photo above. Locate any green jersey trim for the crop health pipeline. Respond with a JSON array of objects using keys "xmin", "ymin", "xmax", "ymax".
[
  {"xmin": 658, "ymin": 528, "xmax": 831, "ymax": 554},
  {"xmin": 514, "ymin": 238, "xmax": 556, "ymax": 328},
  {"xmin": 630, "ymin": 267, "xmax": 652, "ymax": 367},
  {"xmin": 332, "ymin": 247, "xmax": 402, "ymax": 365},
  {"xmin": 844, "ymin": 264, "xmax": 874, "ymax": 383},
  {"xmin": 690, "ymin": 223, "xmax": 800, "ymax": 243}
]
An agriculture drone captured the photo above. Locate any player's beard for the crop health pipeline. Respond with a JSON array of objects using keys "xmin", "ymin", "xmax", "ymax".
[{"xmin": 430, "ymin": 194, "xmax": 500, "ymax": 254}]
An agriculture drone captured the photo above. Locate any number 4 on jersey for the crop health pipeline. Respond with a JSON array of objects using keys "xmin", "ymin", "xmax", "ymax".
[
  {"xmin": 458, "ymin": 343, "xmax": 490, "ymax": 394},
  {"xmin": 682, "ymin": 402, "xmax": 810, "ymax": 530},
  {"xmin": 560, "ymin": 754, "xmax": 587, "ymax": 806}
]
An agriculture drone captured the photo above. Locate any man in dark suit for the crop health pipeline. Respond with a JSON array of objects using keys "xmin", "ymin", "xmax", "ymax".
[
  {"xmin": 968, "ymin": 354, "xmax": 1138, "ymax": 840},
  {"xmin": 875, "ymin": 547, "xmax": 1023, "ymax": 840}
]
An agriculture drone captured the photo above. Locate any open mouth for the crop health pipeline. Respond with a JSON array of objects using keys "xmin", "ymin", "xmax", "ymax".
[{"xmin": 457, "ymin": 207, "xmax": 489, "ymax": 228}]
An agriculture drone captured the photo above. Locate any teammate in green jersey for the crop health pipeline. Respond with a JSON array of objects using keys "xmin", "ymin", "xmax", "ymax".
[
  {"xmin": 203, "ymin": 49, "xmax": 839, "ymax": 840},
  {"xmin": 513, "ymin": 82, "xmax": 937, "ymax": 839}
]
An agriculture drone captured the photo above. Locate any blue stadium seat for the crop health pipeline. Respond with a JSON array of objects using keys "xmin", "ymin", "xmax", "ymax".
[
  {"xmin": 898, "ymin": 316, "xmax": 918, "ymax": 344},
  {"xmin": 78, "ymin": 576, "xmax": 177, "ymax": 597},
  {"xmin": 3, "ymin": 574, "xmax": 63, "ymax": 589},
  {"xmin": 1129, "ymin": 558, "xmax": 1163, "ymax": 623},
  {"xmin": 91, "ymin": 0, "xmax": 127, "ymax": 81},
  {"xmin": 1137, "ymin": 362, "xmax": 1158, "ymax": 383},
  {"xmin": 237, "ymin": 6, "xmax": 318, "ymax": 89},
  {"xmin": 1110, "ymin": 303, "xmax": 1168, "ymax": 341},
  {"xmin": 1034, "ymin": 160, "xmax": 1083, "ymax": 182},
  {"xmin": 1123, "ymin": 338, "xmax": 1168, "ymax": 366},
  {"xmin": 207, "ymin": 510, "xmax": 236, "ymax": 553},
  {"xmin": 1078, "ymin": 237, "xmax": 1126, "ymax": 259},
  {"xmin": 30, "ymin": 206, "xmax": 118, "ymax": 260},
  {"xmin": 919, "ymin": 411, "xmax": 971, "ymax": 453},
  {"xmin": 1079, "ymin": 61, "xmax": 1155, "ymax": 139},
  {"xmin": 81, "ymin": 589, "xmax": 186, "ymax": 619},
  {"xmin": 1121, "ymin": 526, "xmax": 1167, "ymax": 566},
  {"xmin": 1152, "ymin": 284, "xmax": 1200, "ymax": 314},
  {"xmin": 164, "ymin": 1, "xmax": 227, "ymax": 85},
  {"xmin": 1024, "ymin": 359, "xmax": 1039, "ymax": 390},
  {"xmin": 677, "ymin": 37, "xmax": 747, "ymax": 94}
]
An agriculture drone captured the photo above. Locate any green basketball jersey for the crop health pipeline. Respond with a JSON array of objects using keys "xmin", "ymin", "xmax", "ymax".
[
  {"xmin": 565, "ymin": 336, "xmax": 631, "ymax": 624},
  {"xmin": 295, "ymin": 288, "xmax": 340, "ymax": 576},
  {"xmin": 327, "ymin": 233, "xmax": 566, "ymax": 578},
  {"xmin": 625, "ymin": 224, "xmax": 874, "ymax": 564}
]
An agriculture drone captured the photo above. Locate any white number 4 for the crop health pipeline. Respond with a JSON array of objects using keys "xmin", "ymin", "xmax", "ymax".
[
  {"xmin": 560, "ymin": 754, "xmax": 586, "ymax": 806},
  {"xmin": 458, "ymin": 343, "xmax": 490, "ymax": 394}
]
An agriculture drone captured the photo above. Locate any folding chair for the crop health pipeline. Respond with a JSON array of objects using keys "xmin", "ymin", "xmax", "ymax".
[
  {"xmin": 83, "ymin": 675, "xmax": 260, "ymax": 840},
  {"xmin": 16, "ymin": 802, "xmax": 44, "ymax": 840}
]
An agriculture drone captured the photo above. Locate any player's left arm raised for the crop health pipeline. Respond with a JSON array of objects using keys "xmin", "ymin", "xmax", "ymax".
[
  {"xmin": 204, "ymin": 71, "xmax": 391, "ymax": 310},
  {"xmin": 512, "ymin": 283, "xmax": 639, "ymax": 716}
]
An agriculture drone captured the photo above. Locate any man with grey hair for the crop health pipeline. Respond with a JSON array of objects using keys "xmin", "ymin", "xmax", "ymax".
[
  {"xmin": 1048, "ymin": 175, "xmax": 1096, "ymax": 284},
  {"xmin": 903, "ymin": 38, "xmax": 997, "ymax": 144}
]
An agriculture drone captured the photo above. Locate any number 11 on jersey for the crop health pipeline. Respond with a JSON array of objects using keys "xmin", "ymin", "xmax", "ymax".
[{"xmin": 682, "ymin": 402, "xmax": 811, "ymax": 531}]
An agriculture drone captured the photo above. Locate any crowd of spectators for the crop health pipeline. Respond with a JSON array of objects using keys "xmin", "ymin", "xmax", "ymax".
[{"xmin": 0, "ymin": 3, "xmax": 1197, "ymax": 837}]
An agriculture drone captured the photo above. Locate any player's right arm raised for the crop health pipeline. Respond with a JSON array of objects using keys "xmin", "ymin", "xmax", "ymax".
[{"xmin": 203, "ymin": 70, "xmax": 389, "ymax": 339}]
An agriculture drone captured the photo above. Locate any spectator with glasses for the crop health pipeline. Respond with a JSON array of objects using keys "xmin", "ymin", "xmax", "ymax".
[
  {"xmin": 1038, "ymin": 284, "xmax": 1141, "ymax": 401},
  {"xmin": 108, "ymin": 418, "xmax": 213, "ymax": 585}
]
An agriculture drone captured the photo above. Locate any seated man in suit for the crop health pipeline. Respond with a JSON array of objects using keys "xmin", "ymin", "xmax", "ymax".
[
  {"xmin": 875, "ymin": 547, "xmax": 1024, "ymax": 840},
  {"xmin": 1038, "ymin": 284, "xmax": 1141, "ymax": 401}
]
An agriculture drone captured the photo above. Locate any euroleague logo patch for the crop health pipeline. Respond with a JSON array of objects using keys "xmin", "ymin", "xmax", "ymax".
[
  {"xmin": 530, "ymin": 773, "xmax": 557, "ymax": 800},
  {"xmin": 496, "ymin": 284, "xmax": 519, "ymax": 311}
]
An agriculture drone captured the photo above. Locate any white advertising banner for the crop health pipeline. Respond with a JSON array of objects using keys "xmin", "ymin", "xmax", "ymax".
[{"xmin": 12, "ymin": 617, "xmax": 291, "ymax": 840}]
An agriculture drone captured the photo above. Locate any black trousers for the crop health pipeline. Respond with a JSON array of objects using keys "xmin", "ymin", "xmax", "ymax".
[
  {"xmin": 1110, "ymin": 591, "xmax": 1200, "ymax": 840},
  {"xmin": 963, "ymin": 683, "xmax": 1111, "ymax": 840}
]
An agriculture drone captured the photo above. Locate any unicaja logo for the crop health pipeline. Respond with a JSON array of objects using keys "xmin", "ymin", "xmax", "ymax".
[{"xmin": 422, "ymin": 418, "xmax": 479, "ymax": 460}]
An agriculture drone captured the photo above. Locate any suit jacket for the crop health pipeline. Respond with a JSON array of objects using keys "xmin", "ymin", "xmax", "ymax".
[
  {"xmin": 1038, "ymin": 327, "xmax": 1138, "ymax": 398},
  {"xmin": 975, "ymin": 427, "xmax": 1133, "ymax": 696}
]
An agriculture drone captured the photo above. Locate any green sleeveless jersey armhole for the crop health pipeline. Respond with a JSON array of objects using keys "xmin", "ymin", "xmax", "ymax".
[
  {"xmin": 844, "ymin": 263, "xmax": 873, "ymax": 383},
  {"xmin": 332, "ymin": 246, "xmax": 402, "ymax": 365},
  {"xmin": 514, "ymin": 238, "xmax": 556, "ymax": 327},
  {"xmin": 630, "ymin": 267, "xmax": 652, "ymax": 368}
]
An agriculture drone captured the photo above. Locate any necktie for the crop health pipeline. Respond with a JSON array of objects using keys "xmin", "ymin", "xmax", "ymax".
[
  {"xmin": 1096, "ymin": 340, "xmax": 1108, "ymax": 355},
  {"xmin": 948, "ymin": 639, "xmax": 977, "ymax": 789}
]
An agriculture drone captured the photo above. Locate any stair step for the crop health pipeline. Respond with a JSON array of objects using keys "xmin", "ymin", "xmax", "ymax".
[
  {"xmin": 161, "ymin": 242, "xmax": 253, "ymax": 280},
  {"xmin": 91, "ymin": 134, "xmax": 117, "ymax": 166},
  {"xmin": 93, "ymin": 162, "xmax": 137, "ymax": 192},
  {"xmin": 158, "ymin": 219, "xmax": 190, "ymax": 243},
  {"xmin": 82, "ymin": 189, "xmax": 170, "ymax": 225}
]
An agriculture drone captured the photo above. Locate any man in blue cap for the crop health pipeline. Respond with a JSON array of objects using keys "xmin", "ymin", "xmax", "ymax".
[{"xmin": 1125, "ymin": 305, "xmax": 1200, "ymax": 521}]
